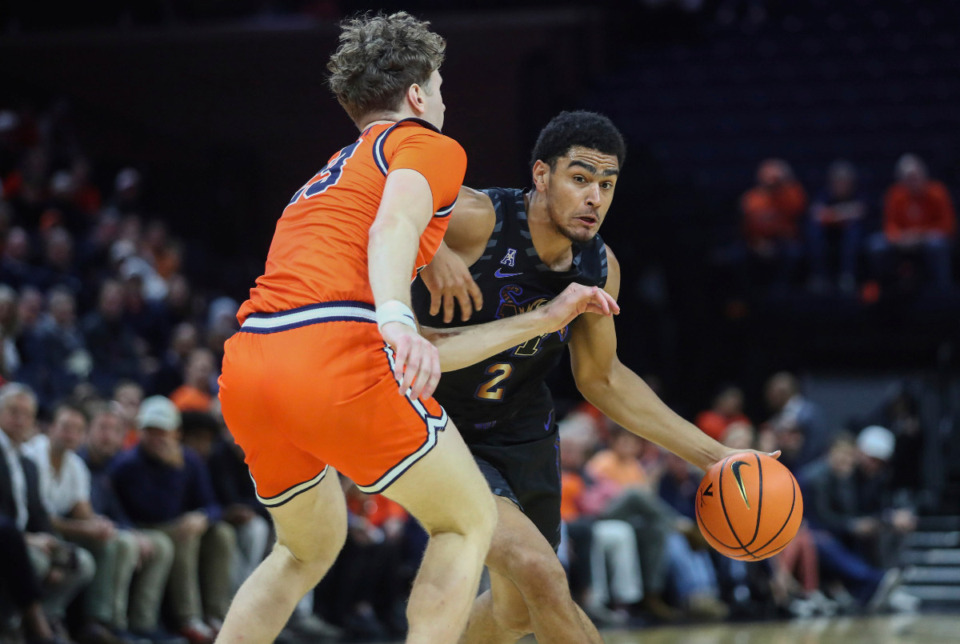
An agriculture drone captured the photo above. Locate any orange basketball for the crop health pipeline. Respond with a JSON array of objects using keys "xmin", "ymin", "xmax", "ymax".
[{"xmin": 695, "ymin": 452, "xmax": 803, "ymax": 560}]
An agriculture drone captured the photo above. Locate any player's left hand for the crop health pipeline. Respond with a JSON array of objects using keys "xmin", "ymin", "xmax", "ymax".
[
  {"xmin": 541, "ymin": 283, "xmax": 620, "ymax": 331},
  {"xmin": 381, "ymin": 322, "xmax": 441, "ymax": 400},
  {"xmin": 420, "ymin": 242, "xmax": 483, "ymax": 323}
]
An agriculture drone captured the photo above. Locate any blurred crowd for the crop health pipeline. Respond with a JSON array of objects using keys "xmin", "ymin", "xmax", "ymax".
[
  {"xmin": 557, "ymin": 371, "xmax": 926, "ymax": 628},
  {"xmin": 718, "ymin": 155, "xmax": 956, "ymax": 299},
  {"xmin": 0, "ymin": 96, "xmax": 936, "ymax": 644}
]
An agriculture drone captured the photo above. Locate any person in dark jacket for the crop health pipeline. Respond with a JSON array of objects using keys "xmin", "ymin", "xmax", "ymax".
[{"xmin": 110, "ymin": 396, "xmax": 234, "ymax": 644}]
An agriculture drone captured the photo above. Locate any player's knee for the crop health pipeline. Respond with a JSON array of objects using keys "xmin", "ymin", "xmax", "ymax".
[
  {"xmin": 510, "ymin": 546, "xmax": 568, "ymax": 601},
  {"xmin": 276, "ymin": 525, "xmax": 345, "ymax": 572},
  {"xmin": 424, "ymin": 488, "xmax": 496, "ymax": 544}
]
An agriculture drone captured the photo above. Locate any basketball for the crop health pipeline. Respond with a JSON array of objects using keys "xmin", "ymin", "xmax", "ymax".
[{"xmin": 695, "ymin": 452, "xmax": 803, "ymax": 561}]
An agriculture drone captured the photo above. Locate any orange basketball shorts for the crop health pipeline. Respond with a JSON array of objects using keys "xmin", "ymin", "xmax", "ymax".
[{"xmin": 218, "ymin": 301, "xmax": 448, "ymax": 507}]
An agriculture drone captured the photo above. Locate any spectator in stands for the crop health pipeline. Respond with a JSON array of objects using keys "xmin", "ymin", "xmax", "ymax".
[
  {"xmin": 587, "ymin": 428, "xmax": 727, "ymax": 620},
  {"xmin": 17, "ymin": 287, "xmax": 89, "ymax": 412},
  {"xmin": 0, "ymin": 515, "xmax": 67, "ymax": 644},
  {"xmin": 107, "ymin": 169, "xmax": 143, "ymax": 218},
  {"xmin": 653, "ymin": 450, "xmax": 729, "ymax": 621},
  {"xmin": 798, "ymin": 433, "xmax": 905, "ymax": 612},
  {"xmin": 82, "ymin": 279, "xmax": 143, "ymax": 396},
  {"xmin": 0, "ymin": 383, "xmax": 95, "ymax": 640},
  {"xmin": 120, "ymin": 272, "xmax": 170, "ymax": 358},
  {"xmin": 112, "ymin": 379, "xmax": 143, "ymax": 449},
  {"xmin": 807, "ymin": 160, "xmax": 868, "ymax": 294},
  {"xmin": 694, "ymin": 385, "xmax": 751, "ymax": 441},
  {"xmin": 109, "ymin": 396, "xmax": 234, "ymax": 644},
  {"xmin": 5, "ymin": 147, "xmax": 49, "ymax": 227},
  {"xmin": 69, "ymin": 156, "xmax": 102, "ymax": 222},
  {"xmin": 867, "ymin": 154, "xmax": 956, "ymax": 292},
  {"xmin": 739, "ymin": 158, "xmax": 808, "ymax": 293},
  {"xmin": 152, "ymin": 322, "xmax": 198, "ymax": 396},
  {"xmin": 180, "ymin": 411, "xmax": 266, "ymax": 590},
  {"xmin": 170, "ymin": 349, "xmax": 216, "ymax": 413},
  {"xmin": 21, "ymin": 402, "xmax": 142, "ymax": 643},
  {"xmin": 558, "ymin": 419, "xmax": 643, "ymax": 627},
  {"xmin": 854, "ymin": 426, "xmax": 918, "ymax": 570},
  {"xmin": 758, "ymin": 371, "xmax": 832, "ymax": 472},
  {"xmin": 0, "ymin": 284, "xmax": 20, "ymax": 381},
  {"xmin": 1, "ymin": 227, "xmax": 45, "ymax": 291},
  {"xmin": 202, "ymin": 296, "xmax": 238, "ymax": 367},
  {"xmin": 76, "ymin": 402, "xmax": 177, "ymax": 643},
  {"xmin": 856, "ymin": 384, "xmax": 926, "ymax": 499}
]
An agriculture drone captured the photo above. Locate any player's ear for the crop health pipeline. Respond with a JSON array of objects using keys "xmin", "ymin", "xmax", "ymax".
[
  {"xmin": 532, "ymin": 160, "xmax": 549, "ymax": 191},
  {"xmin": 407, "ymin": 83, "xmax": 427, "ymax": 116}
]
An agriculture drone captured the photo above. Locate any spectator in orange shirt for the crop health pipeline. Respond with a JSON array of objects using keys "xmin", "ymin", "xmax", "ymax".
[
  {"xmin": 738, "ymin": 159, "xmax": 808, "ymax": 293},
  {"xmin": 170, "ymin": 348, "xmax": 217, "ymax": 413},
  {"xmin": 868, "ymin": 154, "xmax": 956, "ymax": 291},
  {"xmin": 695, "ymin": 385, "xmax": 750, "ymax": 441}
]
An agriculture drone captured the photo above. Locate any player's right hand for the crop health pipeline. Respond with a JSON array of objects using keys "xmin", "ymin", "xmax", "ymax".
[
  {"xmin": 420, "ymin": 243, "xmax": 483, "ymax": 323},
  {"xmin": 381, "ymin": 322, "xmax": 441, "ymax": 400},
  {"xmin": 542, "ymin": 283, "xmax": 620, "ymax": 331}
]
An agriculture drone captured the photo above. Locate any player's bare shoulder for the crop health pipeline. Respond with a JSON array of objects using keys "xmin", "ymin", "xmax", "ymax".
[{"xmin": 445, "ymin": 186, "xmax": 497, "ymax": 261}]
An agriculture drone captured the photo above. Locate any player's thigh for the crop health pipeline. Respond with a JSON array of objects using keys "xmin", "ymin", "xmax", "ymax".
[
  {"xmin": 381, "ymin": 419, "xmax": 495, "ymax": 536},
  {"xmin": 267, "ymin": 468, "xmax": 347, "ymax": 564}
]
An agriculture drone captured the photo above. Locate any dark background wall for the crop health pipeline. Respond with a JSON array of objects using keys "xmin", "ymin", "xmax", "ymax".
[{"xmin": 0, "ymin": 9, "xmax": 606, "ymax": 267}]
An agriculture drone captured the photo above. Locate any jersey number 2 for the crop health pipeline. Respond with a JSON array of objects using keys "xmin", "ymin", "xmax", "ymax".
[
  {"xmin": 288, "ymin": 140, "xmax": 361, "ymax": 204},
  {"xmin": 475, "ymin": 363, "xmax": 514, "ymax": 401}
]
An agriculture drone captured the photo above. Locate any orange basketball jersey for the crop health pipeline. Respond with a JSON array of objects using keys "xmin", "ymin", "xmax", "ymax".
[{"xmin": 237, "ymin": 118, "xmax": 466, "ymax": 323}]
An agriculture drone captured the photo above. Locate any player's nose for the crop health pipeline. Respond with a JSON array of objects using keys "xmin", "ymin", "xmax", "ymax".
[{"xmin": 585, "ymin": 183, "xmax": 601, "ymax": 206}]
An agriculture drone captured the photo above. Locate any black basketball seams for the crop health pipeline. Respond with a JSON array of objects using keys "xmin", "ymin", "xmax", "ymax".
[
  {"xmin": 718, "ymin": 456, "xmax": 752, "ymax": 554},
  {"xmin": 750, "ymin": 475, "xmax": 800, "ymax": 559},
  {"xmin": 699, "ymin": 453, "xmax": 799, "ymax": 560}
]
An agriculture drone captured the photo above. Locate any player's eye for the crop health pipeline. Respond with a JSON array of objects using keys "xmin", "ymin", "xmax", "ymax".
[
  {"xmin": 601, "ymin": 181, "xmax": 614, "ymax": 190},
  {"xmin": 573, "ymin": 175, "xmax": 586, "ymax": 183}
]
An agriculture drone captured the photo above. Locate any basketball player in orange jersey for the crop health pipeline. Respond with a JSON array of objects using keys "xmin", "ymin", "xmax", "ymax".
[
  {"xmin": 416, "ymin": 111, "xmax": 777, "ymax": 643},
  {"xmin": 215, "ymin": 14, "xmax": 619, "ymax": 644}
]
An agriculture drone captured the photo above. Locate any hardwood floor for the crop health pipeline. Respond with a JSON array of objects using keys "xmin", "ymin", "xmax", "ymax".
[{"xmin": 596, "ymin": 614, "xmax": 960, "ymax": 644}]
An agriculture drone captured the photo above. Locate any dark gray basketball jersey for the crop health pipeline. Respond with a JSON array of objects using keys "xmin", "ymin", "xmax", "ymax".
[{"xmin": 412, "ymin": 187, "xmax": 608, "ymax": 445}]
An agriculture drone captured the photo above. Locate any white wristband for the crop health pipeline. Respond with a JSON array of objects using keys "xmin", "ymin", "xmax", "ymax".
[{"xmin": 376, "ymin": 300, "xmax": 418, "ymax": 332}]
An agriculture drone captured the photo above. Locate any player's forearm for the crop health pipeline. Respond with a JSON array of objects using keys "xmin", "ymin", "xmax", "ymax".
[
  {"xmin": 368, "ymin": 215, "xmax": 422, "ymax": 308},
  {"xmin": 422, "ymin": 309, "xmax": 553, "ymax": 372},
  {"xmin": 579, "ymin": 363, "xmax": 729, "ymax": 471}
]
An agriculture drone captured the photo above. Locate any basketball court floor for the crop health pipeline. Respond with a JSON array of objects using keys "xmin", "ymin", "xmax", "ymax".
[
  {"xmin": 589, "ymin": 614, "xmax": 960, "ymax": 644},
  {"xmin": 372, "ymin": 613, "xmax": 960, "ymax": 643}
]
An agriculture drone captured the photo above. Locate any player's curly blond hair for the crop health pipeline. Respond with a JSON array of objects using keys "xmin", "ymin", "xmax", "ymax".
[{"xmin": 327, "ymin": 12, "xmax": 445, "ymax": 124}]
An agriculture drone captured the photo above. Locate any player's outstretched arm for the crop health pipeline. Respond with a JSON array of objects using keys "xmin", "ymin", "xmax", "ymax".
[
  {"xmin": 422, "ymin": 282, "xmax": 618, "ymax": 372},
  {"xmin": 569, "ymin": 246, "xmax": 742, "ymax": 472},
  {"xmin": 369, "ymin": 169, "xmax": 442, "ymax": 399},
  {"xmin": 419, "ymin": 186, "xmax": 495, "ymax": 323}
]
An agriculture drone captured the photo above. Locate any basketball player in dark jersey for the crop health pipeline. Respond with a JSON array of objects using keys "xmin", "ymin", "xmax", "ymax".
[{"xmin": 415, "ymin": 111, "xmax": 774, "ymax": 643}]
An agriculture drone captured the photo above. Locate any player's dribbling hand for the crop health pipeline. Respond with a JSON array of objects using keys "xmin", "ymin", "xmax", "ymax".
[
  {"xmin": 420, "ymin": 243, "xmax": 483, "ymax": 323},
  {"xmin": 381, "ymin": 322, "xmax": 441, "ymax": 400},
  {"xmin": 542, "ymin": 283, "xmax": 621, "ymax": 331}
]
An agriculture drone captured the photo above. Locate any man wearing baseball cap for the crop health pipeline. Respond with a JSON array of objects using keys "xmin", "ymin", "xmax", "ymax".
[{"xmin": 110, "ymin": 396, "xmax": 235, "ymax": 644}]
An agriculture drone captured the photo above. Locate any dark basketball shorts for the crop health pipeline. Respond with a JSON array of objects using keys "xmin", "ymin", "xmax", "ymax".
[{"xmin": 468, "ymin": 420, "xmax": 562, "ymax": 550}]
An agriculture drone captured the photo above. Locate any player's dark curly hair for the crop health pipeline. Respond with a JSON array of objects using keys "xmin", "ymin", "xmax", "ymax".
[
  {"xmin": 530, "ymin": 111, "xmax": 626, "ymax": 171},
  {"xmin": 327, "ymin": 12, "xmax": 445, "ymax": 125}
]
